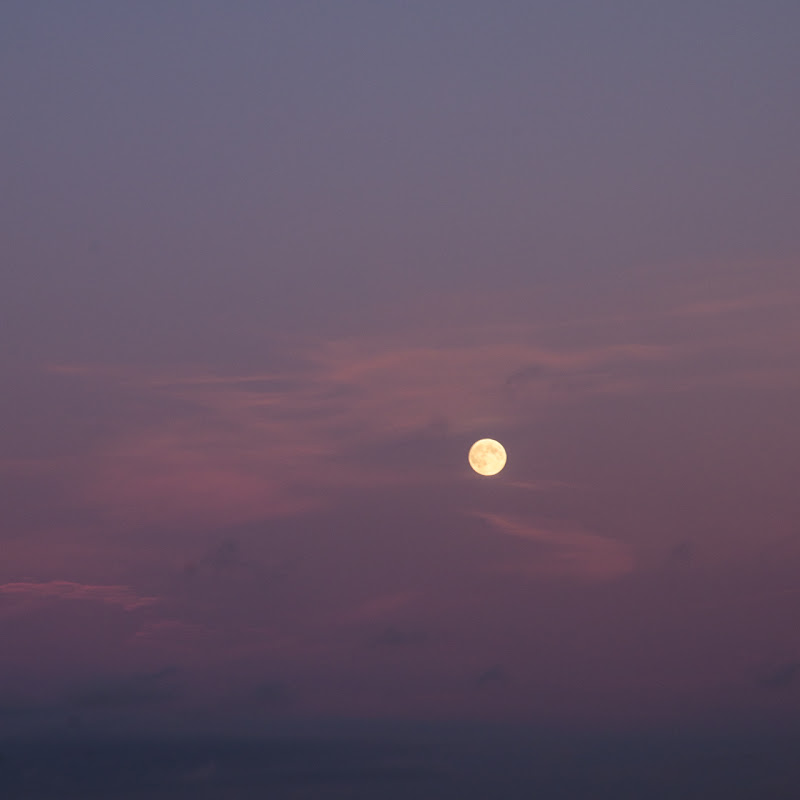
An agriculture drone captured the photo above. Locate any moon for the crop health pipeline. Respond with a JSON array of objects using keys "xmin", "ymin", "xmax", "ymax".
[{"xmin": 468, "ymin": 438, "xmax": 507, "ymax": 476}]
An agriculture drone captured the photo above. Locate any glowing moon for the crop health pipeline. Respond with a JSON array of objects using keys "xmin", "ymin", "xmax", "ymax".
[{"xmin": 468, "ymin": 438, "xmax": 507, "ymax": 476}]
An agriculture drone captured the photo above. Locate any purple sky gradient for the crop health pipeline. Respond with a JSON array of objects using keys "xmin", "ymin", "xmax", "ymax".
[{"xmin": 2, "ymin": 2, "xmax": 800, "ymax": 738}]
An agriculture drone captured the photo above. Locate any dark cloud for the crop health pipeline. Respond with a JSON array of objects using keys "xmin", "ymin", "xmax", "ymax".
[
  {"xmin": 204, "ymin": 538, "xmax": 243, "ymax": 571},
  {"xmin": 0, "ymin": 704, "xmax": 41, "ymax": 719},
  {"xmin": 182, "ymin": 536, "xmax": 297, "ymax": 588},
  {"xmin": 476, "ymin": 665, "xmax": 507, "ymax": 689},
  {"xmin": 72, "ymin": 667, "xmax": 181, "ymax": 709},
  {"xmin": 0, "ymin": 699, "xmax": 82, "ymax": 736},
  {"xmin": 366, "ymin": 626, "xmax": 430, "ymax": 648},
  {"xmin": 184, "ymin": 538, "xmax": 246, "ymax": 576},
  {"xmin": 349, "ymin": 421, "xmax": 452, "ymax": 474},
  {"xmin": 505, "ymin": 364, "xmax": 548, "ymax": 388},
  {"xmin": 504, "ymin": 362, "xmax": 608, "ymax": 395},
  {"xmin": 0, "ymin": 734, "xmax": 441, "ymax": 798},
  {"xmin": 758, "ymin": 661, "xmax": 800, "ymax": 690},
  {"xmin": 669, "ymin": 540, "xmax": 693, "ymax": 566},
  {"xmin": 4, "ymin": 725, "xmax": 800, "ymax": 798},
  {"xmin": 251, "ymin": 680, "xmax": 294, "ymax": 711}
]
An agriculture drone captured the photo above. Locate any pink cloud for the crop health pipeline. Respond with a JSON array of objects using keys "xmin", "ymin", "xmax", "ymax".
[
  {"xmin": 342, "ymin": 590, "xmax": 421, "ymax": 624},
  {"xmin": 473, "ymin": 512, "xmax": 634, "ymax": 580},
  {"xmin": 0, "ymin": 580, "xmax": 158, "ymax": 612},
  {"xmin": 52, "ymin": 329, "xmax": 677, "ymax": 529},
  {"xmin": 46, "ymin": 274, "xmax": 800, "ymax": 535}
]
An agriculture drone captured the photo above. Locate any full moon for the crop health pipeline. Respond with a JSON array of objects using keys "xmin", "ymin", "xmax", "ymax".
[{"xmin": 468, "ymin": 438, "xmax": 507, "ymax": 476}]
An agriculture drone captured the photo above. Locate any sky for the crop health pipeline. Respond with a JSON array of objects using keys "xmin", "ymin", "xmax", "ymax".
[{"xmin": 2, "ymin": 1, "xmax": 800, "ymax": 795}]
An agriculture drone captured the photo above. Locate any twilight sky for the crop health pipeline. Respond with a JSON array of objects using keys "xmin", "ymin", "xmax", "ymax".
[{"xmin": 2, "ymin": 2, "xmax": 800, "ymax": 789}]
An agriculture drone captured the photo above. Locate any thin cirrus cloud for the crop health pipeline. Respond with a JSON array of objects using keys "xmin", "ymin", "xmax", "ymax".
[
  {"xmin": 472, "ymin": 512, "xmax": 634, "ymax": 581},
  {"xmin": 341, "ymin": 590, "xmax": 421, "ymax": 624},
  {"xmin": 50, "ymin": 329, "xmax": 677, "ymax": 529},
  {"xmin": 0, "ymin": 580, "xmax": 158, "ymax": 612},
  {"xmin": 26, "ymin": 280, "xmax": 798, "ymax": 559}
]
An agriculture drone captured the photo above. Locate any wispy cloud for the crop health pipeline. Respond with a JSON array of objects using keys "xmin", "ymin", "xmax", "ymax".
[
  {"xmin": 673, "ymin": 292, "xmax": 797, "ymax": 318},
  {"xmin": 42, "ymin": 277, "xmax": 799, "ymax": 535},
  {"xmin": 344, "ymin": 591, "xmax": 421, "ymax": 624},
  {"xmin": 473, "ymin": 512, "xmax": 633, "ymax": 580},
  {"xmin": 0, "ymin": 581, "xmax": 158, "ymax": 611},
  {"xmin": 48, "ymin": 331, "xmax": 675, "ymax": 529}
]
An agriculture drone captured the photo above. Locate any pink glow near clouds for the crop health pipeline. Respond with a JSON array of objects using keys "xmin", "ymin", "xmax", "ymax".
[
  {"xmin": 0, "ymin": 580, "xmax": 158, "ymax": 612},
  {"xmin": 472, "ymin": 512, "xmax": 635, "ymax": 580},
  {"xmin": 48, "ymin": 279, "xmax": 799, "ymax": 540},
  {"xmin": 56, "ymin": 329, "xmax": 679, "ymax": 529},
  {"xmin": 2, "ymin": 276, "xmax": 798, "ymax": 723}
]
